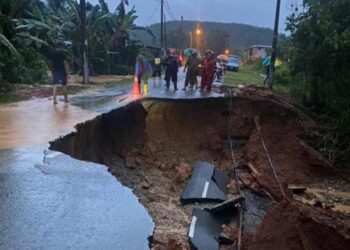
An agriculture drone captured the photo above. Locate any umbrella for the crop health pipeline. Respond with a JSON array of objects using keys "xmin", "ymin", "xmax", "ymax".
[
  {"xmin": 217, "ymin": 54, "xmax": 228, "ymax": 61},
  {"xmin": 183, "ymin": 48, "xmax": 197, "ymax": 58},
  {"xmin": 262, "ymin": 56, "xmax": 282, "ymax": 67}
]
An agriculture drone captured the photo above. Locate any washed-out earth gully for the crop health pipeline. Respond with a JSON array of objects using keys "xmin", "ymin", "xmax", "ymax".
[{"xmin": 48, "ymin": 86, "xmax": 350, "ymax": 250}]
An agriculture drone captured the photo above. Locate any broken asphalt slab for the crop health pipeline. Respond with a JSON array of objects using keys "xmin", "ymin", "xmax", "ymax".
[
  {"xmin": 181, "ymin": 161, "xmax": 229, "ymax": 204},
  {"xmin": 188, "ymin": 208, "xmax": 222, "ymax": 250}
]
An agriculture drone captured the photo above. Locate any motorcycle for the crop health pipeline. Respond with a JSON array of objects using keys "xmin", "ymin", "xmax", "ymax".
[{"xmin": 214, "ymin": 62, "xmax": 224, "ymax": 82}]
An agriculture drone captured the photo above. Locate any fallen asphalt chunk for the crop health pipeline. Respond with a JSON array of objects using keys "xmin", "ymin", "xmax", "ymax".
[
  {"xmin": 188, "ymin": 208, "xmax": 222, "ymax": 250},
  {"xmin": 181, "ymin": 161, "xmax": 229, "ymax": 204}
]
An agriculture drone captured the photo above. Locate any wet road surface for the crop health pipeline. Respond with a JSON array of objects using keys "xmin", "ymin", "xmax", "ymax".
[
  {"xmin": 0, "ymin": 71, "xmax": 224, "ymax": 249},
  {"xmin": 70, "ymin": 71, "xmax": 224, "ymax": 114},
  {"xmin": 0, "ymin": 100, "xmax": 98, "ymax": 150},
  {"xmin": 0, "ymin": 147, "xmax": 154, "ymax": 250},
  {"xmin": 0, "ymin": 71, "xmax": 223, "ymax": 148}
]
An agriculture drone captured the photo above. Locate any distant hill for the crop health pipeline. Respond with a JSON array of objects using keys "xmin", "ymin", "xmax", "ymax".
[{"xmin": 148, "ymin": 20, "xmax": 273, "ymax": 49}]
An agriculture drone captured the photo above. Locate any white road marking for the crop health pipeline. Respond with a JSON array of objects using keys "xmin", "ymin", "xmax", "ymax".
[
  {"xmin": 188, "ymin": 216, "xmax": 197, "ymax": 238},
  {"xmin": 202, "ymin": 181, "xmax": 210, "ymax": 198},
  {"xmin": 45, "ymin": 152, "xmax": 62, "ymax": 159}
]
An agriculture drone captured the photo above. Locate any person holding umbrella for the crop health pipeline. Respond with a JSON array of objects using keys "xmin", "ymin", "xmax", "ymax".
[{"xmin": 262, "ymin": 56, "xmax": 282, "ymax": 86}]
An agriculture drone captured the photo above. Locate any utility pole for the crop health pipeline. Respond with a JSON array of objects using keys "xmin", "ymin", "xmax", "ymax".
[
  {"xmin": 189, "ymin": 31, "xmax": 193, "ymax": 48},
  {"xmin": 160, "ymin": 0, "xmax": 164, "ymax": 53},
  {"xmin": 268, "ymin": 0, "xmax": 281, "ymax": 89},
  {"xmin": 80, "ymin": 0, "xmax": 89, "ymax": 84},
  {"xmin": 179, "ymin": 16, "xmax": 184, "ymax": 51},
  {"xmin": 164, "ymin": 14, "xmax": 167, "ymax": 49}
]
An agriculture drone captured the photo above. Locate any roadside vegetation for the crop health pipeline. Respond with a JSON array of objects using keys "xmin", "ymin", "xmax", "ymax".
[
  {"xmin": 224, "ymin": 62, "xmax": 264, "ymax": 86},
  {"xmin": 0, "ymin": 0, "xmax": 149, "ymax": 104},
  {"xmin": 226, "ymin": 0, "xmax": 350, "ymax": 167},
  {"xmin": 0, "ymin": 0, "xmax": 146, "ymax": 86},
  {"xmin": 224, "ymin": 61, "xmax": 291, "ymax": 95}
]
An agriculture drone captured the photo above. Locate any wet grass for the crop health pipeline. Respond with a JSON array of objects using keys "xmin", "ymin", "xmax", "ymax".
[
  {"xmin": 224, "ymin": 64, "xmax": 292, "ymax": 96},
  {"xmin": 0, "ymin": 93, "xmax": 30, "ymax": 104},
  {"xmin": 224, "ymin": 64, "xmax": 265, "ymax": 86}
]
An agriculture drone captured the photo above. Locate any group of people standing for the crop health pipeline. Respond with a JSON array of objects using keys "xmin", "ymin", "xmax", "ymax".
[
  {"xmin": 183, "ymin": 50, "xmax": 216, "ymax": 91},
  {"xmin": 135, "ymin": 49, "xmax": 180, "ymax": 91},
  {"xmin": 134, "ymin": 49, "xmax": 218, "ymax": 92}
]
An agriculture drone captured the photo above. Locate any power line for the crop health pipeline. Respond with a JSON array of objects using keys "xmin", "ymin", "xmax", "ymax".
[
  {"xmin": 144, "ymin": 1, "xmax": 160, "ymax": 26},
  {"xmin": 164, "ymin": 0, "xmax": 177, "ymax": 21},
  {"xmin": 165, "ymin": 1, "xmax": 176, "ymax": 20}
]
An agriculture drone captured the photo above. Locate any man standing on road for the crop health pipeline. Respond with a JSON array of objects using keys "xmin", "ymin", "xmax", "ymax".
[
  {"xmin": 200, "ymin": 50, "xmax": 216, "ymax": 91},
  {"xmin": 152, "ymin": 54, "xmax": 162, "ymax": 85},
  {"xmin": 183, "ymin": 52, "xmax": 200, "ymax": 91},
  {"xmin": 50, "ymin": 43, "xmax": 69, "ymax": 105},
  {"xmin": 164, "ymin": 50, "xmax": 179, "ymax": 91}
]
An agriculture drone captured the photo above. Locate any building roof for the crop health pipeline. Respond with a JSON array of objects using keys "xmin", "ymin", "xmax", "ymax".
[
  {"xmin": 129, "ymin": 29, "xmax": 160, "ymax": 49},
  {"xmin": 249, "ymin": 45, "xmax": 272, "ymax": 49}
]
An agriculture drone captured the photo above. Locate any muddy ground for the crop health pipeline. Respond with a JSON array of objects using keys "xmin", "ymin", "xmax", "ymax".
[{"xmin": 51, "ymin": 86, "xmax": 350, "ymax": 250}]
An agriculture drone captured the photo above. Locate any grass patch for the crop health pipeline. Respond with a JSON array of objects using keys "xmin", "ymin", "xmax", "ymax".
[
  {"xmin": 224, "ymin": 64, "xmax": 265, "ymax": 86},
  {"xmin": 0, "ymin": 93, "xmax": 30, "ymax": 104},
  {"xmin": 223, "ymin": 63, "xmax": 293, "ymax": 96}
]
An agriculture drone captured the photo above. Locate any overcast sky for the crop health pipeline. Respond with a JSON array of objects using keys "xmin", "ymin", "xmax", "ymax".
[{"xmin": 89, "ymin": 0, "xmax": 302, "ymax": 31}]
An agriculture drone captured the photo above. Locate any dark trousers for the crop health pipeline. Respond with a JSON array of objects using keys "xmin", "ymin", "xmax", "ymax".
[
  {"xmin": 185, "ymin": 71, "xmax": 197, "ymax": 88},
  {"xmin": 165, "ymin": 71, "xmax": 178, "ymax": 89}
]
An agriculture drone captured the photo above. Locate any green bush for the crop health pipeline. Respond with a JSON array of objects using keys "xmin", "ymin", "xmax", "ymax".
[
  {"xmin": 0, "ymin": 48, "xmax": 49, "ymax": 85},
  {"xmin": 20, "ymin": 48, "xmax": 50, "ymax": 84},
  {"xmin": 274, "ymin": 65, "xmax": 291, "ymax": 85},
  {"xmin": 245, "ymin": 59, "xmax": 264, "ymax": 72}
]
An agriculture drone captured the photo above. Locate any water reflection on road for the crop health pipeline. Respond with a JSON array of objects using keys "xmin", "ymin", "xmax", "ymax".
[{"xmin": 0, "ymin": 99, "xmax": 98, "ymax": 149}]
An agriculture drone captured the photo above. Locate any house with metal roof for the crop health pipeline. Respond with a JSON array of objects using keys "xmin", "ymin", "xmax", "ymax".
[{"xmin": 244, "ymin": 45, "xmax": 272, "ymax": 61}]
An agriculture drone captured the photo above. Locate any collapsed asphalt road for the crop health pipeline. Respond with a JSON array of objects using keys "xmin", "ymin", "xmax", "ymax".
[
  {"xmin": 51, "ymin": 85, "xmax": 350, "ymax": 249},
  {"xmin": 2, "ymin": 72, "xmax": 350, "ymax": 249}
]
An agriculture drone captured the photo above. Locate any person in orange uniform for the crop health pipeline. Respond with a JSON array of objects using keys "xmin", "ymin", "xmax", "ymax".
[{"xmin": 200, "ymin": 50, "xmax": 216, "ymax": 91}]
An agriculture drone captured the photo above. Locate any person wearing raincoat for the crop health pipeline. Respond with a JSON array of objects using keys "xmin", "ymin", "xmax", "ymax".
[
  {"xmin": 182, "ymin": 52, "xmax": 200, "ymax": 91},
  {"xmin": 200, "ymin": 50, "xmax": 216, "ymax": 91},
  {"xmin": 135, "ymin": 55, "xmax": 152, "ymax": 87}
]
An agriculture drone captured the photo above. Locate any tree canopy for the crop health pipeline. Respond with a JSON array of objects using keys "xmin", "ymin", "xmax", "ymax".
[
  {"xmin": 286, "ymin": 0, "xmax": 350, "ymax": 165},
  {"xmin": 0, "ymin": 0, "xmax": 142, "ymax": 84}
]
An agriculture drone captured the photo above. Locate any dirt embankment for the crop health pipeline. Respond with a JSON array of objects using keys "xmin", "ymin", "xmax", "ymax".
[{"xmin": 50, "ymin": 86, "xmax": 350, "ymax": 250}]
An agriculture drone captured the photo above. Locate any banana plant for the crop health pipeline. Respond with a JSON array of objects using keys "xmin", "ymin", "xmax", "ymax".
[{"xmin": 0, "ymin": 33, "xmax": 19, "ymax": 56}]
